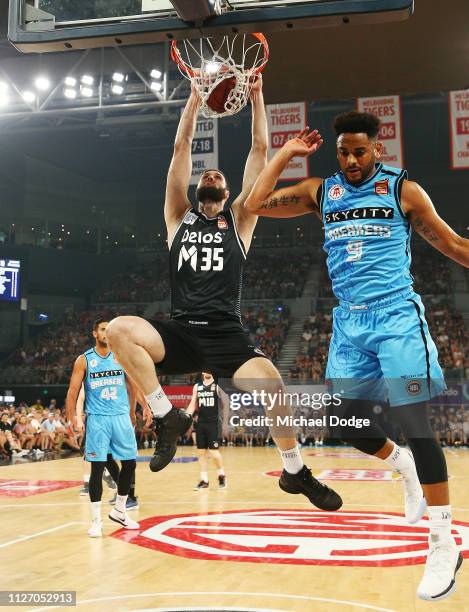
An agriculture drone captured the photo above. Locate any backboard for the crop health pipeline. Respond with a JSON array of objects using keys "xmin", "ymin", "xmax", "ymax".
[{"xmin": 9, "ymin": 0, "xmax": 414, "ymax": 53}]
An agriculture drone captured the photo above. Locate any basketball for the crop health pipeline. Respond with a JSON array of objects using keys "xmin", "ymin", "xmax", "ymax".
[{"xmin": 206, "ymin": 76, "xmax": 237, "ymax": 114}]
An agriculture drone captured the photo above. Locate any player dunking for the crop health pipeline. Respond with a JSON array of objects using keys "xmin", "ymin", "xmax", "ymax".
[
  {"xmin": 66, "ymin": 318, "xmax": 150, "ymax": 537},
  {"xmin": 245, "ymin": 111, "xmax": 468, "ymax": 601},
  {"xmin": 186, "ymin": 372, "xmax": 228, "ymax": 490},
  {"xmin": 106, "ymin": 77, "xmax": 342, "ymax": 512}
]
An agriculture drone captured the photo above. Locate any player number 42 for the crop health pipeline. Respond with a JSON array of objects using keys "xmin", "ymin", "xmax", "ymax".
[
  {"xmin": 100, "ymin": 387, "xmax": 117, "ymax": 400},
  {"xmin": 346, "ymin": 241, "xmax": 364, "ymax": 262}
]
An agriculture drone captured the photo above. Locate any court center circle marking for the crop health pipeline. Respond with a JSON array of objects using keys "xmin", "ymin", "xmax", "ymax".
[{"xmin": 30, "ymin": 591, "xmax": 398, "ymax": 612}]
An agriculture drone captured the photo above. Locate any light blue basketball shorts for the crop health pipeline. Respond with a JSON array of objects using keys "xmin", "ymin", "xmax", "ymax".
[
  {"xmin": 326, "ymin": 288, "xmax": 446, "ymax": 407},
  {"xmin": 85, "ymin": 412, "xmax": 137, "ymax": 462}
]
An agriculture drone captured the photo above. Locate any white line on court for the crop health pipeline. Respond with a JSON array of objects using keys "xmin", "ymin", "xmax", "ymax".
[
  {"xmin": 0, "ymin": 522, "xmax": 76, "ymax": 549},
  {"xmin": 30, "ymin": 591, "xmax": 398, "ymax": 612}
]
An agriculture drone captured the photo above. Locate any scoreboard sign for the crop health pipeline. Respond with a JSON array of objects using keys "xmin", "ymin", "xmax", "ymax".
[{"xmin": 0, "ymin": 259, "xmax": 20, "ymax": 302}]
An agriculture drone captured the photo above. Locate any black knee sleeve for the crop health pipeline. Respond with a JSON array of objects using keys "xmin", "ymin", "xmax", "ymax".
[
  {"xmin": 105, "ymin": 454, "xmax": 120, "ymax": 483},
  {"xmin": 117, "ymin": 459, "xmax": 136, "ymax": 496},
  {"xmin": 390, "ymin": 401, "xmax": 447, "ymax": 484},
  {"xmin": 329, "ymin": 399, "xmax": 387, "ymax": 455},
  {"xmin": 89, "ymin": 461, "xmax": 106, "ymax": 502}
]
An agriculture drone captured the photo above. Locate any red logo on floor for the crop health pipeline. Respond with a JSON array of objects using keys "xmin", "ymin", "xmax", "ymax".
[
  {"xmin": 264, "ymin": 469, "xmax": 394, "ymax": 481},
  {"xmin": 111, "ymin": 509, "xmax": 469, "ymax": 567},
  {"xmin": 0, "ymin": 479, "xmax": 82, "ymax": 498}
]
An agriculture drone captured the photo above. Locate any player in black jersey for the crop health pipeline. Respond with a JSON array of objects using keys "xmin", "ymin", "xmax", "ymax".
[
  {"xmin": 106, "ymin": 77, "xmax": 342, "ymax": 512},
  {"xmin": 186, "ymin": 372, "xmax": 228, "ymax": 490}
]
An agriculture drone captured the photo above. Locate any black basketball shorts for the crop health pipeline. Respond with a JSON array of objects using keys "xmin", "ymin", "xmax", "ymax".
[
  {"xmin": 195, "ymin": 422, "xmax": 220, "ymax": 450},
  {"xmin": 148, "ymin": 317, "xmax": 265, "ymax": 378}
]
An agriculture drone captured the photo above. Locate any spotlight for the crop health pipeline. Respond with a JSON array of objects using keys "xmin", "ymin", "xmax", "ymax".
[
  {"xmin": 64, "ymin": 76, "xmax": 77, "ymax": 87},
  {"xmin": 0, "ymin": 82, "xmax": 8, "ymax": 93},
  {"xmin": 111, "ymin": 84, "xmax": 124, "ymax": 95},
  {"xmin": 81, "ymin": 86, "xmax": 93, "ymax": 98},
  {"xmin": 35, "ymin": 76, "xmax": 51, "ymax": 91},
  {"xmin": 64, "ymin": 88, "xmax": 77, "ymax": 99},
  {"xmin": 150, "ymin": 81, "xmax": 162, "ymax": 92},
  {"xmin": 150, "ymin": 69, "xmax": 162, "ymax": 79},
  {"xmin": 112, "ymin": 72, "xmax": 125, "ymax": 83},
  {"xmin": 81, "ymin": 75, "xmax": 94, "ymax": 86},
  {"xmin": 22, "ymin": 91, "xmax": 36, "ymax": 103},
  {"xmin": 0, "ymin": 94, "xmax": 8, "ymax": 107},
  {"xmin": 205, "ymin": 61, "xmax": 221, "ymax": 74}
]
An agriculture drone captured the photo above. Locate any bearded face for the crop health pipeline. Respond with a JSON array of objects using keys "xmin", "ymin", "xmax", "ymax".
[{"xmin": 196, "ymin": 184, "xmax": 228, "ymax": 204}]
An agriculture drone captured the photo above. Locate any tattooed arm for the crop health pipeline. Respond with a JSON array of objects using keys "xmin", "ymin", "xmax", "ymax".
[
  {"xmin": 245, "ymin": 128, "xmax": 324, "ymax": 218},
  {"xmin": 402, "ymin": 180, "xmax": 469, "ymax": 267}
]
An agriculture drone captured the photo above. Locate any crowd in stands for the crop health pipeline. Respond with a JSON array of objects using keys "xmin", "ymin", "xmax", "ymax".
[
  {"xmin": 93, "ymin": 250, "xmax": 315, "ymax": 304},
  {"xmin": 0, "ymin": 399, "xmax": 82, "ymax": 460}
]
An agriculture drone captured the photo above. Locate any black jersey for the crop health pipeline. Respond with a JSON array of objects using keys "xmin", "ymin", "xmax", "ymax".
[
  {"xmin": 196, "ymin": 382, "xmax": 220, "ymax": 423},
  {"xmin": 169, "ymin": 208, "xmax": 246, "ymax": 322}
]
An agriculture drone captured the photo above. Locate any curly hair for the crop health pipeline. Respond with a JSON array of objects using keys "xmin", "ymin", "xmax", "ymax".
[{"xmin": 333, "ymin": 111, "xmax": 381, "ymax": 139}]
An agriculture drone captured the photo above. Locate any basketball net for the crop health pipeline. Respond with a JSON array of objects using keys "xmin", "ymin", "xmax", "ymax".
[{"xmin": 171, "ymin": 33, "xmax": 269, "ymax": 118}]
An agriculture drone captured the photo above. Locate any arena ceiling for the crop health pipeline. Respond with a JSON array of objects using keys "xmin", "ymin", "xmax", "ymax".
[{"xmin": 0, "ymin": 1, "xmax": 468, "ymax": 103}]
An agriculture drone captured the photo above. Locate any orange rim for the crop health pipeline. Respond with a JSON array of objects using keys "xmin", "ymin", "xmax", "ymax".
[{"xmin": 170, "ymin": 32, "xmax": 269, "ymax": 78}]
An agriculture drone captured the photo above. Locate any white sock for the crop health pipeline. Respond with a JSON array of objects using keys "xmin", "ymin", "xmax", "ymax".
[
  {"xmin": 217, "ymin": 469, "xmax": 225, "ymax": 477},
  {"xmin": 385, "ymin": 443, "xmax": 414, "ymax": 474},
  {"xmin": 280, "ymin": 446, "xmax": 304, "ymax": 474},
  {"xmin": 115, "ymin": 494, "xmax": 127, "ymax": 512},
  {"xmin": 146, "ymin": 385, "xmax": 172, "ymax": 418},
  {"xmin": 83, "ymin": 474, "xmax": 90, "ymax": 484},
  {"xmin": 427, "ymin": 505, "xmax": 452, "ymax": 541},
  {"xmin": 200, "ymin": 472, "xmax": 208, "ymax": 482},
  {"xmin": 90, "ymin": 501, "xmax": 102, "ymax": 522}
]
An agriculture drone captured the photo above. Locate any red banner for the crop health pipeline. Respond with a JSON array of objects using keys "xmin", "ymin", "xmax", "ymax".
[{"xmin": 162, "ymin": 385, "xmax": 193, "ymax": 408}]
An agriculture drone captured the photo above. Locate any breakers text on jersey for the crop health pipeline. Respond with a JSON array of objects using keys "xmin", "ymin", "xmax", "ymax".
[
  {"xmin": 328, "ymin": 224, "xmax": 392, "ymax": 241},
  {"xmin": 178, "ymin": 229, "xmax": 224, "ymax": 272}
]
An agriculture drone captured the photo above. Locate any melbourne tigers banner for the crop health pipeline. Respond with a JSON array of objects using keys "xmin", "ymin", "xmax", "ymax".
[
  {"xmin": 356, "ymin": 96, "xmax": 404, "ymax": 168},
  {"xmin": 266, "ymin": 102, "xmax": 308, "ymax": 181},
  {"xmin": 449, "ymin": 90, "xmax": 469, "ymax": 170},
  {"xmin": 162, "ymin": 385, "xmax": 193, "ymax": 408}
]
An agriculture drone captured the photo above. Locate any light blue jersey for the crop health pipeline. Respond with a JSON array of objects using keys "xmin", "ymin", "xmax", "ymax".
[
  {"xmin": 321, "ymin": 163, "xmax": 412, "ymax": 304},
  {"xmin": 320, "ymin": 164, "xmax": 445, "ymax": 406},
  {"xmin": 83, "ymin": 348, "xmax": 129, "ymax": 416},
  {"xmin": 83, "ymin": 348, "xmax": 137, "ymax": 462}
]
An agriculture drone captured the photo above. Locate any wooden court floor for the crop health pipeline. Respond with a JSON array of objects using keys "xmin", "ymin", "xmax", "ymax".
[{"xmin": 0, "ymin": 446, "xmax": 468, "ymax": 612}]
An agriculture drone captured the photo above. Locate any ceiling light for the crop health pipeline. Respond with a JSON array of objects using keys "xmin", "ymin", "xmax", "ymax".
[
  {"xmin": 150, "ymin": 69, "xmax": 162, "ymax": 79},
  {"xmin": 81, "ymin": 75, "xmax": 94, "ymax": 86},
  {"xmin": 112, "ymin": 72, "xmax": 125, "ymax": 83},
  {"xmin": 150, "ymin": 81, "xmax": 162, "ymax": 92},
  {"xmin": 111, "ymin": 84, "xmax": 124, "ymax": 95},
  {"xmin": 35, "ymin": 76, "xmax": 51, "ymax": 91},
  {"xmin": 65, "ymin": 76, "xmax": 77, "ymax": 87},
  {"xmin": 64, "ymin": 88, "xmax": 77, "ymax": 99},
  {"xmin": 22, "ymin": 91, "xmax": 36, "ymax": 103},
  {"xmin": 81, "ymin": 86, "xmax": 93, "ymax": 98}
]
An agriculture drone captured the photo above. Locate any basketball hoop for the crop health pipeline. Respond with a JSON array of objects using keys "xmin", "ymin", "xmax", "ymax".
[{"xmin": 171, "ymin": 33, "xmax": 269, "ymax": 118}]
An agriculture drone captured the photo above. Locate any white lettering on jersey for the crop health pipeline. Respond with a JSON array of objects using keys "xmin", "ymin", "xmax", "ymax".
[
  {"xmin": 181, "ymin": 229, "xmax": 223, "ymax": 244},
  {"xmin": 178, "ymin": 245, "xmax": 198, "ymax": 271},
  {"xmin": 327, "ymin": 224, "xmax": 391, "ymax": 240}
]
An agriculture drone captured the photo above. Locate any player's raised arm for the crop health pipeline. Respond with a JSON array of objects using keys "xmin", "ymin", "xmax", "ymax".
[
  {"xmin": 185, "ymin": 384, "xmax": 199, "ymax": 417},
  {"xmin": 244, "ymin": 128, "xmax": 324, "ymax": 218},
  {"xmin": 165, "ymin": 86, "xmax": 202, "ymax": 241},
  {"xmin": 231, "ymin": 75, "xmax": 268, "ymax": 233},
  {"xmin": 402, "ymin": 180, "xmax": 469, "ymax": 267},
  {"xmin": 65, "ymin": 355, "xmax": 86, "ymax": 425}
]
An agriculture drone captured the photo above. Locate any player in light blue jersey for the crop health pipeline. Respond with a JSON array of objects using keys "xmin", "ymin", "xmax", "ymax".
[
  {"xmin": 245, "ymin": 111, "xmax": 469, "ymax": 601},
  {"xmin": 66, "ymin": 317, "xmax": 151, "ymax": 538}
]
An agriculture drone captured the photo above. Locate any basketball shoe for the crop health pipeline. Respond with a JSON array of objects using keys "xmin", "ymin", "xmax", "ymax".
[
  {"xmin": 150, "ymin": 408, "xmax": 192, "ymax": 472},
  {"xmin": 87, "ymin": 519, "xmax": 103, "ymax": 538},
  {"xmin": 417, "ymin": 535, "xmax": 463, "ymax": 601},
  {"xmin": 218, "ymin": 475, "xmax": 227, "ymax": 489},
  {"xmin": 79, "ymin": 483, "xmax": 89, "ymax": 496},
  {"xmin": 194, "ymin": 480, "xmax": 209, "ymax": 490},
  {"xmin": 108, "ymin": 508, "xmax": 140, "ymax": 529},
  {"xmin": 279, "ymin": 465, "xmax": 342, "ymax": 511}
]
